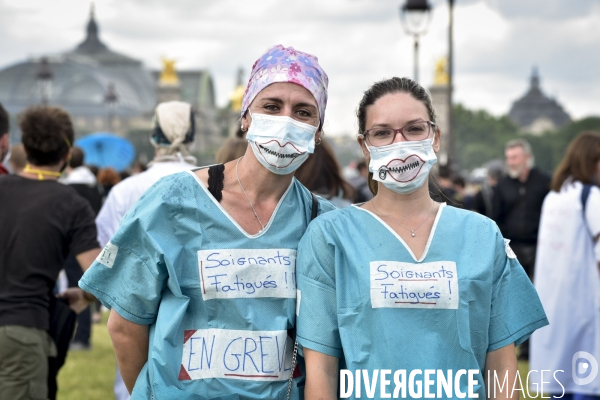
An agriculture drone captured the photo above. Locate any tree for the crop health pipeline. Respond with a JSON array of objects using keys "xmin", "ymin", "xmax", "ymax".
[
  {"xmin": 452, "ymin": 104, "xmax": 519, "ymax": 171},
  {"xmin": 452, "ymin": 104, "xmax": 600, "ymax": 175}
]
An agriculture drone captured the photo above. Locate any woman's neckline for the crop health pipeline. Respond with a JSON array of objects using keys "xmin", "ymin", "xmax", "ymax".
[
  {"xmin": 353, "ymin": 202, "xmax": 446, "ymax": 262},
  {"xmin": 185, "ymin": 168, "xmax": 295, "ymax": 239}
]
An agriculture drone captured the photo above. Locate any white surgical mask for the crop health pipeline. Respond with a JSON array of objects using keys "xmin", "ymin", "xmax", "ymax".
[
  {"xmin": 368, "ymin": 139, "xmax": 437, "ymax": 194},
  {"xmin": 246, "ymin": 112, "xmax": 318, "ymax": 175}
]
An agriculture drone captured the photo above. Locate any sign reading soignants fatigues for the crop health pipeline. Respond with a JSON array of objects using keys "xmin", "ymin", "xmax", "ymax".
[
  {"xmin": 296, "ymin": 204, "xmax": 548, "ymax": 400},
  {"xmin": 80, "ymin": 170, "xmax": 335, "ymax": 400},
  {"xmin": 370, "ymin": 261, "xmax": 458, "ymax": 309},
  {"xmin": 197, "ymin": 249, "xmax": 297, "ymax": 300}
]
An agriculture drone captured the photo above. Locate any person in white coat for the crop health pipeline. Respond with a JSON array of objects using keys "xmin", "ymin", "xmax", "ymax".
[
  {"xmin": 531, "ymin": 131, "xmax": 600, "ymax": 400},
  {"xmin": 95, "ymin": 101, "xmax": 198, "ymax": 400}
]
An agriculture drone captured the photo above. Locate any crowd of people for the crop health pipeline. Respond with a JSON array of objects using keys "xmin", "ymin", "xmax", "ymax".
[{"xmin": 0, "ymin": 44, "xmax": 598, "ymax": 400}]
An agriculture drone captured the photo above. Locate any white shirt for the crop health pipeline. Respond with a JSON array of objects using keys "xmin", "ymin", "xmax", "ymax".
[
  {"xmin": 96, "ymin": 161, "xmax": 195, "ymax": 247},
  {"xmin": 530, "ymin": 180, "xmax": 600, "ymax": 395}
]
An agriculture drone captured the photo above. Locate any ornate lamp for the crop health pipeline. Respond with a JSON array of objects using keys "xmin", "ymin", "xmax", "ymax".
[
  {"xmin": 36, "ymin": 57, "xmax": 53, "ymax": 105},
  {"xmin": 104, "ymin": 83, "xmax": 118, "ymax": 132},
  {"xmin": 399, "ymin": 0, "xmax": 432, "ymax": 83}
]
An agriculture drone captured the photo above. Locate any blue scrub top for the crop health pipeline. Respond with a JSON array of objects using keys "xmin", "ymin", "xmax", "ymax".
[
  {"xmin": 296, "ymin": 204, "xmax": 548, "ymax": 399},
  {"xmin": 80, "ymin": 170, "xmax": 335, "ymax": 400}
]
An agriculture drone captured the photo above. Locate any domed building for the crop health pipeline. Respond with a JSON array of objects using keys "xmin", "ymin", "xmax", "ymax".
[
  {"xmin": 0, "ymin": 7, "xmax": 220, "ymax": 160},
  {"xmin": 508, "ymin": 68, "xmax": 571, "ymax": 135}
]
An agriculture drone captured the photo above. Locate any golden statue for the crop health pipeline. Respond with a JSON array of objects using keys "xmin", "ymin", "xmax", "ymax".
[
  {"xmin": 434, "ymin": 57, "xmax": 449, "ymax": 86},
  {"xmin": 159, "ymin": 58, "xmax": 179, "ymax": 85},
  {"xmin": 229, "ymin": 68, "xmax": 245, "ymax": 112}
]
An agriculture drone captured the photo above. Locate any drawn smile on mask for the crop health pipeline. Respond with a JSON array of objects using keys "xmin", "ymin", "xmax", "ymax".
[
  {"xmin": 256, "ymin": 139, "xmax": 307, "ymax": 168},
  {"xmin": 378, "ymin": 154, "xmax": 425, "ymax": 182}
]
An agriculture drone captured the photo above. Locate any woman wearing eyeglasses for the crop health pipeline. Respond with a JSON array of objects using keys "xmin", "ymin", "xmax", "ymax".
[{"xmin": 296, "ymin": 77, "xmax": 548, "ymax": 399}]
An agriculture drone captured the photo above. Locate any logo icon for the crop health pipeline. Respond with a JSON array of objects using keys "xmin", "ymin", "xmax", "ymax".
[{"xmin": 572, "ymin": 351, "xmax": 598, "ymax": 386}]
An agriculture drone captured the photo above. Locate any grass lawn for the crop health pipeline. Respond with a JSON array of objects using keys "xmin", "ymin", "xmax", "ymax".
[
  {"xmin": 55, "ymin": 314, "xmax": 538, "ymax": 399},
  {"xmin": 57, "ymin": 312, "xmax": 115, "ymax": 400}
]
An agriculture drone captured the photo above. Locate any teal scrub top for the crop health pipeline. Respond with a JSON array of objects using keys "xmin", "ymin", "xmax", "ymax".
[
  {"xmin": 296, "ymin": 204, "xmax": 548, "ymax": 399},
  {"xmin": 80, "ymin": 170, "xmax": 335, "ymax": 400}
]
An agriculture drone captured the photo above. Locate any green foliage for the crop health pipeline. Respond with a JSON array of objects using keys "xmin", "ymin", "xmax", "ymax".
[
  {"xmin": 452, "ymin": 104, "xmax": 519, "ymax": 171},
  {"xmin": 453, "ymin": 104, "xmax": 600, "ymax": 175},
  {"xmin": 57, "ymin": 313, "xmax": 114, "ymax": 399}
]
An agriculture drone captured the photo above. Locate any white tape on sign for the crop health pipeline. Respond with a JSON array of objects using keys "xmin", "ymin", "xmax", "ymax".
[
  {"xmin": 179, "ymin": 328, "xmax": 293, "ymax": 381},
  {"xmin": 197, "ymin": 249, "xmax": 297, "ymax": 300},
  {"xmin": 370, "ymin": 261, "xmax": 459, "ymax": 309}
]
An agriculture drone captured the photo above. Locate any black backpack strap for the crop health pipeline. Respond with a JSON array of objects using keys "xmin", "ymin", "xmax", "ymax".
[
  {"xmin": 207, "ymin": 164, "xmax": 225, "ymax": 202},
  {"xmin": 310, "ymin": 193, "xmax": 319, "ymax": 221}
]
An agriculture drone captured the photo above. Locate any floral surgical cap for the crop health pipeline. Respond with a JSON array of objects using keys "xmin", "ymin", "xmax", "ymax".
[{"xmin": 241, "ymin": 45, "xmax": 329, "ymax": 126}]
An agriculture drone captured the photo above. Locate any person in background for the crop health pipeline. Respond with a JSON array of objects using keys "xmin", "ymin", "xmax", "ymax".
[
  {"xmin": 94, "ymin": 100, "xmax": 198, "ymax": 400},
  {"xmin": 130, "ymin": 161, "xmax": 147, "ymax": 175},
  {"xmin": 472, "ymin": 160, "xmax": 503, "ymax": 217},
  {"xmin": 97, "ymin": 167, "xmax": 121, "ymax": 200},
  {"xmin": 8, "ymin": 144, "xmax": 27, "ymax": 174},
  {"xmin": 530, "ymin": 131, "xmax": 600, "ymax": 400},
  {"xmin": 0, "ymin": 103, "xmax": 10, "ymax": 175},
  {"xmin": 453, "ymin": 175, "xmax": 474, "ymax": 209},
  {"xmin": 295, "ymin": 138, "xmax": 355, "ymax": 208},
  {"xmin": 435, "ymin": 165, "xmax": 460, "ymax": 205},
  {"xmin": 62, "ymin": 146, "xmax": 103, "ymax": 214},
  {"xmin": 215, "ymin": 137, "xmax": 248, "ymax": 164},
  {"xmin": 491, "ymin": 138, "xmax": 550, "ymax": 361},
  {"xmin": 348, "ymin": 158, "xmax": 372, "ymax": 203},
  {"xmin": 60, "ymin": 146, "xmax": 103, "ymax": 352},
  {"xmin": 0, "ymin": 106, "xmax": 101, "ymax": 400},
  {"xmin": 492, "ymin": 138, "xmax": 550, "ymax": 281}
]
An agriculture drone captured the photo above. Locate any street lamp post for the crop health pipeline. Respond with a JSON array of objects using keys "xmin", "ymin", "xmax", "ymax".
[
  {"xmin": 104, "ymin": 83, "xmax": 118, "ymax": 132},
  {"xmin": 399, "ymin": 0, "xmax": 432, "ymax": 83},
  {"xmin": 36, "ymin": 57, "xmax": 53, "ymax": 106},
  {"xmin": 447, "ymin": 0, "xmax": 455, "ymax": 166}
]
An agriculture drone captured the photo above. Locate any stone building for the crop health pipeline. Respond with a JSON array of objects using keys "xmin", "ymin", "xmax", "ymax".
[
  {"xmin": 508, "ymin": 68, "xmax": 571, "ymax": 135},
  {"xmin": 0, "ymin": 7, "xmax": 220, "ymax": 162}
]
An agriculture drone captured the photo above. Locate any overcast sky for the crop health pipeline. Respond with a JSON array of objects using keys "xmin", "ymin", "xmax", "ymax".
[{"xmin": 1, "ymin": 0, "xmax": 599, "ymax": 136}]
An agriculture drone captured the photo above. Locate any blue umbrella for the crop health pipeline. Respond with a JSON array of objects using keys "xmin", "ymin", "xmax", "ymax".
[{"xmin": 75, "ymin": 132, "xmax": 135, "ymax": 172}]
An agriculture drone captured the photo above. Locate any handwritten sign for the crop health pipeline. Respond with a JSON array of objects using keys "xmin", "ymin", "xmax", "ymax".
[
  {"xmin": 96, "ymin": 242, "xmax": 119, "ymax": 268},
  {"xmin": 370, "ymin": 261, "xmax": 458, "ymax": 309},
  {"xmin": 197, "ymin": 249, "xmax": 297, "ymax": 300},
  {"xmin": 179, "ymin": 328, "xmax": 293, "ymax": 381}
]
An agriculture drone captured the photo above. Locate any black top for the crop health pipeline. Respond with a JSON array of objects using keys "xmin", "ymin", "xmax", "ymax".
[
  {"xmin": 0, "ymin": 175, "xmax": 99, "ymax": 330},
  {"xmin": 491, "ymin": 168, "xmax": 551, "ymax": 245},
  {"xmin": 68, "ymin": 183, "xmax": 103, "ymax": 216},
  {"xmin": 207, "ymin": 164, "xmax": 225, "ymax": 202}
]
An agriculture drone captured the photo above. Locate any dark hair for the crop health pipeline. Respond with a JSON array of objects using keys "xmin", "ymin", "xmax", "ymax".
[
  {"xmin": 97, "ymin": 167, "xmax": 121, "ymax": 187},
  {"xmin": 437, "ymin": 165, "xmax": 452, "ymax": 180},
  {"xmin": 20, "ymin": 106, "xmax": 74, "ymax": 166},
  {"xmin": 551, "ymin": 131, "xmax": 600, "ymax": 192},
  {"xmin": 295, "ymin": 138, "xmax": 355, "ymax": 201},
  {"xmin": 0, "ymin": 102, "xmax": 8, "ymax": 136},
  {"xmin": 356, "ymin": 159, "xmax": 367, "ymax": 172},
  {"xmin": 356, "ymin": 77, "xmax": 437, "ymax": 195},
  {"xmin": 215, "ymin": 138, "xmax": 247, "ymax": 164},
  {"xmin": 70, "ymin": 146, "xmax": 85, "ymax": 169},
  {"xmin": 452, "ymin": 175, "xmax": 466, "ymax": 189}
]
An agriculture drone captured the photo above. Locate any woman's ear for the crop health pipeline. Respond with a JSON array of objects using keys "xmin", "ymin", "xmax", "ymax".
[
  {"xmin": 358, "ymin": 136, "xmax": 370, "ymax": 160},
  {"xmin": 433, "ymin": 127, "xmax": 441, "ymax": 152},
  {"xmin": 315, "ymin": 130, "xmax": 323, "ymax": 145},
  {"xmin": 241, "ymin": 111, "xmax": 251, "ymax": 132}
]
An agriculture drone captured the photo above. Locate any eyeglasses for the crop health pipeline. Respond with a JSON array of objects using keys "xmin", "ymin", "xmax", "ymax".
[{"xmin": 358, "ymin": 121, "xmax": 435, "ymax": 147}]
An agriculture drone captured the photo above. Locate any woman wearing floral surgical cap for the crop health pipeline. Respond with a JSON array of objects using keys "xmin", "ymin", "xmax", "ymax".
[{"xmin": 79, "ymin": 45, "xmax": 334, "ymax": 399}]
